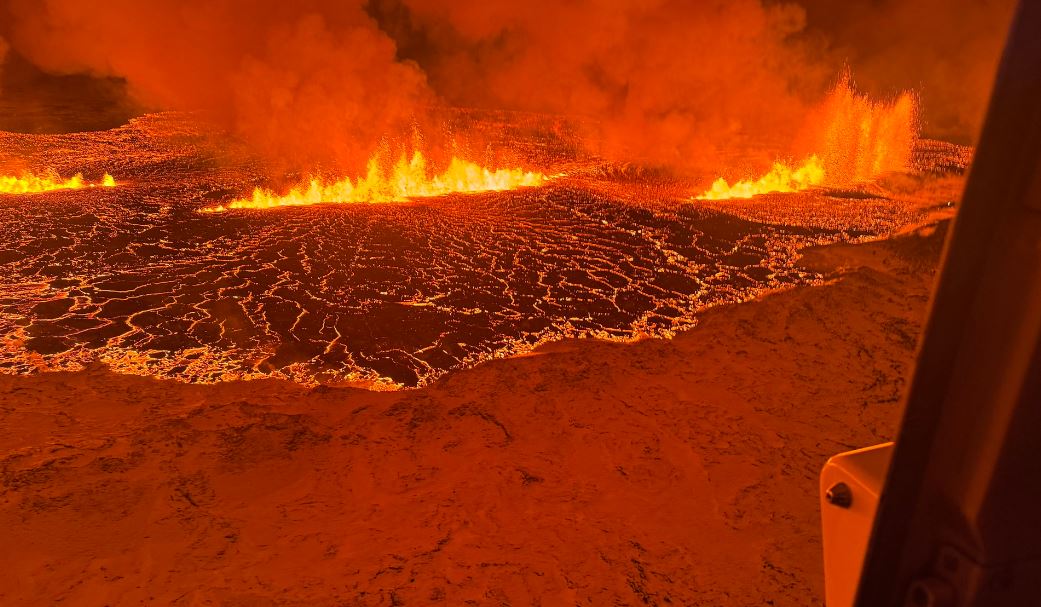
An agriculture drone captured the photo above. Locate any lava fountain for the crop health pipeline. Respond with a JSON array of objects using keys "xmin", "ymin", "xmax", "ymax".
[
  {"xmin": 696, "ymin": 76, "xmax": 919, "ymax": 200},
  {"xmin": 203, "ymin": 151, "xmax": 550, "ymax": 212},
  {"xmin": 697, "ymin": 156, "xmax": 826, "ymax": 201},
  {"xmin": 0, "ymin": 171, "xmax": 116, "ymax": 195}
]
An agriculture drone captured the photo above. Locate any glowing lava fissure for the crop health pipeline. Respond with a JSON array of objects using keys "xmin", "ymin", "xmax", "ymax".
[
  {"xmin": 203, "ymin": 151, "xmax": 550, "ymax": 212},
  {"xmin": 697, "ymin": 155, "xmax": 825, "ymax": 201},
  {"xmin": 0, "ymin": 171, "xmax": 116, "ymax": 195},
  {"xmin": 696, "ymin": 76, "xmax": 919, "ymax": 200},
  {"xmin": 0, "ymin": 112, "xmax": 971, "ymax": 389}
]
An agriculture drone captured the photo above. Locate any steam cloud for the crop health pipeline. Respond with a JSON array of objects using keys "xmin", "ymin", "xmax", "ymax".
[{"xmin": 0, "ymin": 0, "xmax": 1019, "ymax": 173}]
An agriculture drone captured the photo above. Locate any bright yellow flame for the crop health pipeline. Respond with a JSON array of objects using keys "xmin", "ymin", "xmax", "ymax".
[
  {"xmin": 0, "ymin": 171, "xmax": 117, "ymax": 195},
  {"xmin": 696, "ymin": 155, "xmax": 825, "ymax": 200},
  {"xmin": 204, "ymin": 152, "xmax": 549, "ymax": 212},
  {"xmin": 696, "ymin": 74, "xmax": 918, "ymax": 201}
]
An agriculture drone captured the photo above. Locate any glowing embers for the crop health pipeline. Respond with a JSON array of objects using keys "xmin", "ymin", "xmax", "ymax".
[
  {"xmin": 203, "ymin": 152, "xmax": 549, "ymax": 212},
  {"xmin": 696, "ymin": 75, "xmax": 918, "ymax": 201},
  {"xmin": 697, "ymin": 156, "xmax": 825, "ymax": 200},
  {"xmin": 0, "ymin": 171, "xmax": 116, "ymax": 195}
]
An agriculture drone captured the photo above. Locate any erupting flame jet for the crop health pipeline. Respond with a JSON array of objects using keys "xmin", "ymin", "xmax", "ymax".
[
  {"xmin": 204, "ymin": 152, "xmax": 549, "ymax": 212},
  {"xmin": 0, "ymin": 171, "xmax": 116, "ymax": 195}
]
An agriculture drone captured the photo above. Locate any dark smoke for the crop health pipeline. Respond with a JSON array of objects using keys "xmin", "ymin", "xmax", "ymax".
[{"xmin": 389, "ymin": 0, "xmax": 828, "ymax": 171}]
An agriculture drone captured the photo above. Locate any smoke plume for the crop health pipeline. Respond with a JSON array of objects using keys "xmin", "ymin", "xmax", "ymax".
[
  {"xmin": 0, "ymin": 0, "xmax": 1020, "ymax": 172},
  {"xmin": 0, "ymin": 0, "xmax": 432, "ymax": 172}
]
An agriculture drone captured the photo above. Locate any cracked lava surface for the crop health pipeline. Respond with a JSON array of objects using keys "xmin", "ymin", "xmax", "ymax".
[{"xmin": 0, "ymin": 114, "xmax": 969, "ymax": 388}]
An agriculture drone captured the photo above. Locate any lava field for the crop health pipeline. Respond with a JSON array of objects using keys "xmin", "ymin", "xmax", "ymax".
[{"xmin": 0, "ymin": 114, "xmax": 966, "ymax": 387}]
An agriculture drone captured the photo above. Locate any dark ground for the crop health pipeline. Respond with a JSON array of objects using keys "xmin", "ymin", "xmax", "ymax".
[{"xmin": 0, "ymin": 220, "xmax": 948, "ymax": 605}]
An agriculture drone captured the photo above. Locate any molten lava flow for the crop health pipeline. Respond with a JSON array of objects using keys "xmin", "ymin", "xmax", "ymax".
[
  {"xmin": 696, "ymin": 76, "xmax": 918, "ymax": 201},
  {"xmin": 204, "ymin": 152, "xmax": 549, "ymax": 212},
  {"xmin": 698, "ymin": 156, "xmax": 825, "ymax": 200},
  {"xmin": 0, "ymin": 171, "xmax": 117, "ymax": 195}
]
